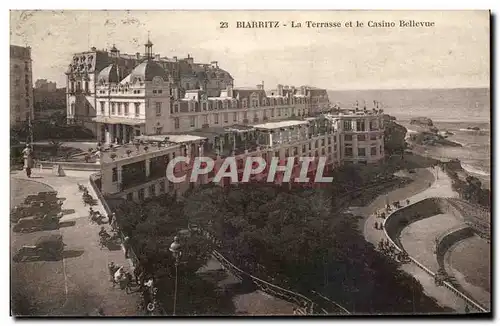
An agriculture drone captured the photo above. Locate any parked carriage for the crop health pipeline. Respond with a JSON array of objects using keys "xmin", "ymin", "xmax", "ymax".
[
  {"xmin": 12, "ymin": 213, "xmax": 62, "ymax": 233},
  {"xmin": 12, "ymin": 234, "xmax": 64, "ymax": 262}
]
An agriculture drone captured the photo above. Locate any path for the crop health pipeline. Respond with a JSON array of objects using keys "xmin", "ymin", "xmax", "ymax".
[
  {"xmin": 400, "ymin": 213, "xmax": 459, "ymax": 272},
  {"xmin": 354, "ymin": 166, "xmax": 478, "ymax": 312},
  {"xmin": 198, "ymin": 257, "xmax": 297, "ymax": 315},
  {"xmin": 10, "ymin": 169, "xmax": 139, "ymax": 316}
]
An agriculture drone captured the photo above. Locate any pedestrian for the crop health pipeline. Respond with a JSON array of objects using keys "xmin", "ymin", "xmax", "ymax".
[
  {"xmin": 108, "ymin": 262, "xmax": 117, "ymax": 282},
  {"xmin": 25, "ymin": 166, "xmax": 32, "ymax": 178},
  {"xmin": 114, "ymin": 266, "xmax": 125, "ymax": 288},
  {"xmin": 134, "ymin": 265, "xmax": 143, "ymax": 285},
  {"xmin": 123, "ymin": 236, "xmax": 130, "ymax": 258}
]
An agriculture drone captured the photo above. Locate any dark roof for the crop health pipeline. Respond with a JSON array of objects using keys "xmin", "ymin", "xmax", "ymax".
[
  {"xmin": 233, "ymin": 88, "xmax": 266, "ymax": 99},
  {"xmin": 130, "ymin": 60, "xmax": 167, "ymax": 82},
  {"xmin": 98, "ymin": 64, "xmax": 119, "ymax": 83}
]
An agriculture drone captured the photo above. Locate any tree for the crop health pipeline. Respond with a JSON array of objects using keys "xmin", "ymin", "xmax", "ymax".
[
  {"xmin": 113, "ymin": 194, "xmax": 214, "ymax": 314},
  {"xmin": 384, "ymin": 117, "xmax": 408, "ymax": 156}
]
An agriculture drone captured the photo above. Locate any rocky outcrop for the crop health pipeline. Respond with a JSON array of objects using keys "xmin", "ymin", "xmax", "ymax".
[
  {"xmin": 410, "ymin": 117, "xmax": 434, "ymax": 127},
  {"xmin": 409, "ymin": 132, "xmax": 462, "ymax": 147},
  {"xmin": 383, "ymin": 116, "xmax": 407, "ymax": 155}
]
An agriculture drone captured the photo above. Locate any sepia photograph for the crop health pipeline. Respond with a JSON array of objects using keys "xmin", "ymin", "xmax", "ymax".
[{"xmin": 9, "ymin": 10, "xmax": 491, "ymax": 317}]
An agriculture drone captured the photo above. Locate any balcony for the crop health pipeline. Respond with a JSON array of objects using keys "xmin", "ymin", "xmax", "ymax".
[{"xmin": 204, "ymin": 134, "xmax": 262, "ymax": 159}]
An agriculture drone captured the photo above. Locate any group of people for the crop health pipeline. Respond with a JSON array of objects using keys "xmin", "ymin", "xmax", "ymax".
[
  {"xmin": 374, "ymin": 221, "xmax": 384, "ymax": 230},
  {"xmin": 107, "ymin": 261, "xmax": 158, "ymax": 313},
  {"xmin": 377, "ymin": 239, "xmax": 410, "ymax": 263}
]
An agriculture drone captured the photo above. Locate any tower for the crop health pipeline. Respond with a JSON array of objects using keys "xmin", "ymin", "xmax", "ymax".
[{"xmin": 145, "ymin": 33, "xmax": 153, "ymax": 60}]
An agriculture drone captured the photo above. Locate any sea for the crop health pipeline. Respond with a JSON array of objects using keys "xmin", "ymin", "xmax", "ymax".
[{"xmin": 328, "ymin": 88, "xmax": 491, "ymax": 187}]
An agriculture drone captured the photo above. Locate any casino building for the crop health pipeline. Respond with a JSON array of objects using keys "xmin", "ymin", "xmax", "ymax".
[{"xmin": 75, "ymin": 39, "xmax": 384, "ymax": 201}]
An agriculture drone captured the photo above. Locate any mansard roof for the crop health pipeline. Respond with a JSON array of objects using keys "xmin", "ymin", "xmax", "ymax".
[
  {"xmin": 130, "ymin": 60, "xmax": 167, "ymax": 82},
  {"xmin": 97, "ymin": 64, "xmax": 119, "ymax": 84}
]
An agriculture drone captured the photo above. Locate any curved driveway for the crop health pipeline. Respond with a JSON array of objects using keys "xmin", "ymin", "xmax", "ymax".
[{"xmin": 355, "ymin": 167, "xmax": 478, "ymax": 313}]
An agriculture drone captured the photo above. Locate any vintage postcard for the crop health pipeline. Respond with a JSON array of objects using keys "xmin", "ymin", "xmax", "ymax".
[{"xmin": 9, "ymin": 10, "xmax": 490, "ymax": 317}]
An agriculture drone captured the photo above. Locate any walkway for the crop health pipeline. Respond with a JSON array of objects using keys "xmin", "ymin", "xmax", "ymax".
[
  {"xmin": 11, "ymin": 168, "xmax": 139, "ymax": 316},
  {"xmin": 198, "ymin": 257, "xmax": 296, "ymax": 315},
  {"xmin": 354, "ymin": 167, "xmax": 477, "ymax": 312}
]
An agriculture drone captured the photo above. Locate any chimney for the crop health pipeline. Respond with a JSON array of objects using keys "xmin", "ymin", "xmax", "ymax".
[
  {"xmin": 155, "ymin": 54, "xmax": 160, "ymax": 61},
  {"xmin": 136, "ymin": 52, "xmax": 141, "ymax": 59},
  {"xmin": 211, "ymin": 61, "xmax": 218, "ymax": 68},
  {"xmin": 227, "ymin": 85, "xmax": 233, "ymax": 97},
  {"xmin": 91, "ymin": 46, "xmax": 96, "ymax": 51},
  {"xmin": 173, "ymin": 56, "xmax": 177, "ymax": 61},
  {"xmin": 277, "ymin": 84, "xmax": 283, "ymax": 96}
]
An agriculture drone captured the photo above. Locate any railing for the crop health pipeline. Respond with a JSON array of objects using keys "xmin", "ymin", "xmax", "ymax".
[
  {"xmin": 190, "ymin": 225, "xmax": 350, "ymax": 315},
  {"xmin": 382, "ymin": 198, "xmax": 488, "ymax": 313},
  {"xmin": 37, "ymin": 160, "xmax": 101, "ymax": 171}
]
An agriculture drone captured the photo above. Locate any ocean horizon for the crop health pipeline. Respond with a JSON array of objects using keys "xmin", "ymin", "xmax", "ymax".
[
  {"xmin": 327, "ymin": 87, "xmax": 491, "ymax": 187},
  {"xmin": 328, "ymin": 87, "xmax": 490, "ymax": 123}
]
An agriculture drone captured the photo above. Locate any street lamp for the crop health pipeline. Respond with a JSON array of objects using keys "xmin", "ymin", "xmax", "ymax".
[{"xmin": 169, "ymin": 236, "xmax": 182, "ymax": 316}]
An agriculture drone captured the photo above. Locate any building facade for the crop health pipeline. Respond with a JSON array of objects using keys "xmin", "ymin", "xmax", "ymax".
[
  {"xmin": 98, "ymin": 109, "xmax": 385, "ymax": 202},
  {"xmin": 10, "ymin": 45, "xmax": 34, "ymax": 127},
  {"xmin": 65, "ymin": 39, "xmax": 233, "ymax": 133}
]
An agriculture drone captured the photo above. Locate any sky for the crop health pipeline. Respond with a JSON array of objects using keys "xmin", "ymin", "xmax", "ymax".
[{"xmin": 10, "ymin": 10, "xmax": 490, "ymax": 90}]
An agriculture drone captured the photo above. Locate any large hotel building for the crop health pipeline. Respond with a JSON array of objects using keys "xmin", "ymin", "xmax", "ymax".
[{"xmin": 66, "ymin": 40, "xmax": 385, "ymax": 201}]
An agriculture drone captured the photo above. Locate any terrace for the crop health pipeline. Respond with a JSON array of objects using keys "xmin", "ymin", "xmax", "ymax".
[
  {"xmin": 188, "ymin": 125, "xmax": 263, "ymax": 158},
  {"xmin": 98, "ymin": 140, "xmax": 179, "ymax": 164}
]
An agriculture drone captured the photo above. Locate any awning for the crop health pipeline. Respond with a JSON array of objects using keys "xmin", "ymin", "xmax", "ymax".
[{"xmin": 92, "ymin": 116, "xmax": 145, "ymax": 126}]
